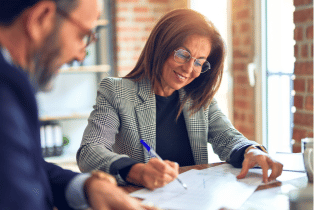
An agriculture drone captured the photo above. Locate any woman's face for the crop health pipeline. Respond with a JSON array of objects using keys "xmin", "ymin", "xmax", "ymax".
[{"xmin": 155, "ymin": 34, "xmax": 212, "ymax": 97}]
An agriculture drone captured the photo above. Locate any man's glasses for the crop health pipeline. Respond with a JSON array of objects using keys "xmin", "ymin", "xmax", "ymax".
[
  {"xmin": 174, "ymin": 49, "xmax": 211, "ymax": 73},
  {"xmin": 56, "ymin": 8, "xmax": 98, "ymax": 48}
]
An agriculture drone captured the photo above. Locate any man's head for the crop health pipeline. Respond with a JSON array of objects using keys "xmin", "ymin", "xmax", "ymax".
[{"xmin": 0, "ymin": 0, "xmax": 100, "ymax": 91}]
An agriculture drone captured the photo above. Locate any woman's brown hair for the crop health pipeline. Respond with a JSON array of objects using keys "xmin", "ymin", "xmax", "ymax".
[{"xmin": 125, "ymin": 8, "xmax": 226, "ymax": 118}]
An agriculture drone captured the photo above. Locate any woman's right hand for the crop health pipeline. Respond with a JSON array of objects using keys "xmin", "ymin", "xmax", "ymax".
[{"xmin": 126, "ymin": 158, "xmax": 179, "ymax": 190}]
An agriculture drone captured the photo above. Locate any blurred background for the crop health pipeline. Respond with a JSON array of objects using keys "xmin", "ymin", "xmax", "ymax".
[{"xmin": 37, "ymin": 0, "xmax": 313, "ymax": 164}]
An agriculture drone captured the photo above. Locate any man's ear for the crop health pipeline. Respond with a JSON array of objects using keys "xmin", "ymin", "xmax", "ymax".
[{"xmin": 24, "ymin": 1, "xmax": 56, "ymax": 46}]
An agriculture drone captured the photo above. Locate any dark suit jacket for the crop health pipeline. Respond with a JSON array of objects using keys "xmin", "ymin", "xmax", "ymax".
[{"xmin": 0, "ymin": 51, "xmax": 78, "ymax": 209}]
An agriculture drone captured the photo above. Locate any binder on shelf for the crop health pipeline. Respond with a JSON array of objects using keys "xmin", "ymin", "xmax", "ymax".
[
  {"xmin": 40, "ymin": 121, "xmax": 64, "ymax": 157},
  {"xmin": 40, "ymin": 126, "xmax": 46, "ymax": 157}
]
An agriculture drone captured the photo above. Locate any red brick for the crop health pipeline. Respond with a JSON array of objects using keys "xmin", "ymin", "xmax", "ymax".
[
  {"xmin": 294, "ymin": 78, "xmax": 306, "ymax": 92},
  {"xmin": 307, "ymin": 78, "xmax": 313, "ymax": 93},
  {"xmin": 294, "ymin": 95, "xmax": 304, "ymax": 109},
  {"xmin": 135, "ymin": 17, "xmax": 155, "ymax": 22},
  {"xmin": 232, "ymin": 24, "xmax": 237, "ymax": 34},
  {"xmin": 306, "ymin": 25, "xmax": 313, "ymax": 39},
  {"xmin": 294, "ymin": 0, "xmax": 313, "ymax": 6},
  {"xmin": 116, "ymin": 17, "xmax": 127, "ymax": 22},
  {"xmin": 234, "ymin": 99, "xmax": 251, "ymax": 109},
  {"xmin": 301, "ymin": 44, "xmax": 309, "ymax": 58},
  {"xmin": 294, "ymin": 45, "xmax": 299, "ymax": 58},
  {"xmin": 235, "ymin": 124, "xmax": 254, "ymax": 139},
  {"xmin": 294, "ymin": 27, "xmax": 303, "ymax": 41},
  {"xmin": 145, "ymin": 26, "xmax": 153, "ymax": 32},
  {"xmin": 233, "ymin": 63, "xmax": 246, "ymax": 71},
  {"xmin": 305, "ymin": 95, "xmax": 313, "ymax": 111},
  {"xmin": 134, "ymin": 7, "xmax": 149, "ymax": 13},
  {"xmin": 294, "ymin": 62, "xmax": 313, "ymax": 75},
  {"xmin": 294, "ymin": 8, "xmax": 313, "ymax": 23},
  {"xmin": 117, "ymin": 36, "xmax": 139, "ymax": 42},
  {"xmin": 233, "ymin": 50, "xmax": 249, "ymax": 59},
  {"xmin": 233, "ymin": 0, "xmax": 244, "ymax": 7},
  {"xmin": 117, "ymin": 7, "xmax": 128, "ymax": 12},
  {"xmin": 294, "ymin": 112, "xmax": 313, "ymax": 127},
  {"xmin": 234, "ymin": 111, "xmax": 246, "ymax": 121},
  {"xmin": 141, "ymin": 36, "xmax": 149, "ymax": 42},
  {"xmin": 234, "ymin": 86, "xmax": 247, "ymax": 96},
  {"xmin": 248, "ymin": 114, "xmax": 254, "ymax": 124},
  {"xmin": 233, "ymin": 37, "xmax": 241, "ymax": 46},
  {"xmin": 117, "ymin": 0, "xmax": 139, "ymax": 2},
  {"xmin": 244, "ymin": 36, "xmax": 252, "ymax": 45},
  {"xmin": 240, "ymin": 23, "xmax": 250, "ymax": 32},
  {"xmin": 118, "ymin": 65, "xmax": 136, "ymax": 72},
  {"xmin": 293, "ymin": 127, "xmax": 307, "ymax": 141},
  {"xmin": 116, "ymin": 26, "xmax": 141, "ymax": 32},
  {"xmin": 235, "ymin": 75, "xmax": 248, "ymax": 84},
  {"xmin": 237, "ymin": 9, "xmax": 250, "ymax": 19},
  {"xmin": 148, "ymin": 0, "xmax": 169, "ymax": 3},
  {"xmin": 307, "ymin": 131, "xmax": 314, "ymax": 138},
  {"xmin": 152, "ymin": 7, "xmax": 170, "ymax": 13},
  {"xmin": 293, "ymin": 144, "xmax": 302, "ymax": 153}
]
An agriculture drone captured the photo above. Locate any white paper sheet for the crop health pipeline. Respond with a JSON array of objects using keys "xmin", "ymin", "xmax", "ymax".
[{"xmin": 130, "ymin": 164, "xmax": 263, "ymax": 210}]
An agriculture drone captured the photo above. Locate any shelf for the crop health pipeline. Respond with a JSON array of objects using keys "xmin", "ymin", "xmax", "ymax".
[
  {"xmin": 97, "ymin": 19, "xmax": 109, "ymax": 27},
  {"xmin": 45, "ymin": 153, "xmax": 80, "ymax": 172},
  {"xmin": 60, "ymin": 64, "xmax": 110, "ymax": 74},
  {"xmin": 40, "ymin": 113, "xmax": 90, "ymax": 122}
]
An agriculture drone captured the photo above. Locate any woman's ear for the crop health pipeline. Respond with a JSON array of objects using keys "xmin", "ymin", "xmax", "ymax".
[{"xmin": 24, "ymin": 1, "xmax": 56, "ymax": 46}]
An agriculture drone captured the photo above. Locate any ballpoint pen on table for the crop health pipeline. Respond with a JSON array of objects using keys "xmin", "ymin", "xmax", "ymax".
[{"xmin": 140, "ymin": 139, "xmax": 188, "ymax": 190}]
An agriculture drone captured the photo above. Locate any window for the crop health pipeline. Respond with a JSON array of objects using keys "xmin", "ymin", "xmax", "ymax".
[
  {"xmin": 190, "ymin": 0, "xmax": 233, "ymax": 120},
  {"xmin": 190, "ymin": 0, "xmax": 232, "ymax": 162},
  {"xmin": 255, "ymin": 0, "xmax": 295, "ymax": 154}
]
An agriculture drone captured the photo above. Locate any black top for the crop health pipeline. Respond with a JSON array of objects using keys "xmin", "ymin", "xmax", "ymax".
[
  {"xmin": 116, "ymin": 91, "xmax": 256, "ymax": 181},
  {"xmin": 155, "ymin": 91, "xmax": 195, "ymax": 166}
]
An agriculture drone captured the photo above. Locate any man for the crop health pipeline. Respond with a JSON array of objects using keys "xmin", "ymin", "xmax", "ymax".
[{"xmin": 0, "ymin": 0, "xmax": 157, "ymax": 209}]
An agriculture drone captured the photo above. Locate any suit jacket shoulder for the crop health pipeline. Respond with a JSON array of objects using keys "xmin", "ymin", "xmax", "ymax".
[{"xmin": 0, "ymin": 52, "xmax": 77, "ymax": 210}]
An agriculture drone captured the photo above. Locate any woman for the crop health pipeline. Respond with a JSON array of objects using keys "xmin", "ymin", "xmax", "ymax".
[{"xmin": 77, "ymin": 9, "xmax": 283, "ymax": 190}]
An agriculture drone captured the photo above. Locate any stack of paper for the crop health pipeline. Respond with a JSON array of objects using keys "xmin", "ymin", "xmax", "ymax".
[{"xmin": 131, "ymin": 164, "xmax": 263, "ymax": 210}]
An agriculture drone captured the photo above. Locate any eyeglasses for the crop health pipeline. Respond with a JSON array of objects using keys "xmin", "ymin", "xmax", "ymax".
[
  {"xmin": 174, "ymin": 49, "xmax": 211, "ymax": 73},
  {"xmin": 56, "ymin": 8, "xmax": 98, "ymax": 48}
]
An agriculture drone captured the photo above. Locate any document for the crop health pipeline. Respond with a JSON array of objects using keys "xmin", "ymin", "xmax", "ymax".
[{"xmin": 130, "ymin": 164, "xmax": 263, "ymax": 210}]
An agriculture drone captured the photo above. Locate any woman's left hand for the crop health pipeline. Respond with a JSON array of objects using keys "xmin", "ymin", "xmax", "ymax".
[{"xmin": 236, "ymin": 148, "xmax": 283, "ymax": 183}]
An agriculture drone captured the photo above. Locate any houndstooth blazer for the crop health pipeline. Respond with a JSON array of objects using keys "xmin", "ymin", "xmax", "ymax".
[{"xmin": 77, "ymin": 77, "xmax": 257, "ymax": 183}]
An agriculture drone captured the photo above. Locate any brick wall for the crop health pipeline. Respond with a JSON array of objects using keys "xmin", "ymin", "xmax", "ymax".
[
  {"xmin": 115, "ymin": 0, "xmax": 187, "ymax": 77},
  {"xmin": 231, "ymin": 0, "xmax": 255, "ymax": 140},
  {"xmin": 292, "ymin": 0, "xmax": 313, "ymax": 152},
  {"xmin": 231, "ymin": 0, "xmax": 313, "ymax": 149}
]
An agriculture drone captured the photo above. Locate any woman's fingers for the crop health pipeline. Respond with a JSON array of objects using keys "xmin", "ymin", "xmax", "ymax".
[
  {"xmin": 237, "ymin": 148, "xmax": 283, "ymax": 183},
  {"xmin": 143, "ymin": 158, "xmax": 179, "ymax": 190}
]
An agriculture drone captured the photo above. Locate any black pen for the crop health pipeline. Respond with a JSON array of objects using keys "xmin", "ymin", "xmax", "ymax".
[{"xmin": 140, "ymin": 139, "xmax": 188, "ymax": 190}]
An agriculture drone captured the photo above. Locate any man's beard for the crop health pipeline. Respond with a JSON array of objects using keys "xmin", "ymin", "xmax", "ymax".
[{"xmin": 30, "ymin": 28, "xmax": 62, "ymax": 92}]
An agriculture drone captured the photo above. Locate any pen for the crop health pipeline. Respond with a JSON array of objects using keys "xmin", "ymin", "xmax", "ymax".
[{"xmin": 140, "ymin": 139, "xmax": 188, "ymax": 190}]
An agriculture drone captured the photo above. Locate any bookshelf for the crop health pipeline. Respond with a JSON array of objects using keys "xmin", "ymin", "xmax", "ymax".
[{"xmin": 39, "ymin": 0, "xmax": 115, "ymax": 162}]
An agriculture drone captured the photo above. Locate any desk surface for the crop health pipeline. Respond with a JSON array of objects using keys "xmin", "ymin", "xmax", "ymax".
[{"xmin": 121, "ymin": 162, "xmax": 312, "ymax": 210}]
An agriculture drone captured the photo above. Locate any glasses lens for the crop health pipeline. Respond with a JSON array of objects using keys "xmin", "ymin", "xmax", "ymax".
[
  {"xmin": 201, "ymin": 61, "xmax": 211, "ymax": 73},
  {"xmin": 193, "ymin": 59, "xmax": 210, "ymax": 73},
  {"xmin": 174, "ymin": 49, "xmax": 190, "ymax": 64}
]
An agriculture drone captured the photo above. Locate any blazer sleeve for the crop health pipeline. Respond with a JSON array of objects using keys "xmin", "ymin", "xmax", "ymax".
[
  {"xmin": 206, "ymin": 99, "xmax": 258, "ymax": 163},
  {"xmin": 77, "ymin": 78, "xmax": 130, "ymax": 183},
  {"xmin": 0, "ymin": 85, "xmax": 78, "ymax": 210},
  {"xmin": 44, "ymin": 161, "xmax": 78, "ymax": 210},
  {"xmin": 0, "ymin": 85, "xmax": 48, "ymax": 209}
]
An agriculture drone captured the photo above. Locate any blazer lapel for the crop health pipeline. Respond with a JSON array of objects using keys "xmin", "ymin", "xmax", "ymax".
[
  {"xmin": 179, "ymin": 89, "xmax": 208, "ymax": 165},
  {"xmin": 135, "ymin": 79, "xmax": 156, "ymax": 163}
]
